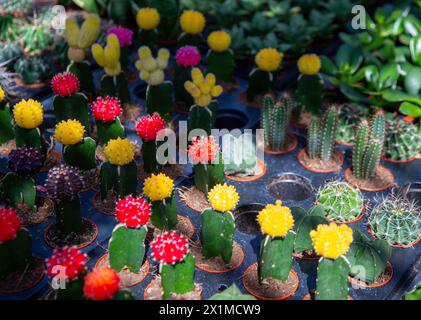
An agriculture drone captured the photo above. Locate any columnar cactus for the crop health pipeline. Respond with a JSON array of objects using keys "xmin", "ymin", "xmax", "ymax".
[
  {"xmin": 336, "ymin": 103, "xmax": 367, "ymax": 145},
  {"xmin": 317, "ymin": 181, "xmax": 364, "ymax": 223},
  {"xmin": 201, "ymin": 184, "xmax": 239, "ymax": 263},
  {"xmin": 296, "ymin": 54, "xmax": 323, "ymax": 115},
  {"xmin": 55, "ymin": 120, "xmax": 96, "ymax": 171},
  {"xmin": 368, "ymin": 194, "xmax": 420, "ymax": 246},
  {"xmin": 107, "ymin": 27, "xmax": 133, "ymax": 70},
  {"xmin": 307, "ymin": 106, "xmax": 338, "ymax": 161},
  {"xmin": 310, "ymin": 223, "xmax": 353, "ymax": 300},
  {"xmin": 178, "ymin": 10, "xmax": 205, "ymax": 48},
  {"xmin": 143, "ymin": 173, "xmax": 177, "ymax": 230},
  {"xmin": 52, "ymin": 72, "xmax": 90, "ymax": 132},
  {"xmin": 151, "ymin": 232, "xmax": 195, "ymax": 299},
  {"xmin": 0, "ymin": 86, "xmax": 14, "ymax": 145},
  {"xmin": 257, "ymin": 201, "xmax": 295, "ymax": 282},
  {"xmin": 91, "ymin": 96, "xmax": 125, "ymax": 145},
  {"xmin": 261, "ymin": 94, "xmax": 293, "ymax": 151},
  {"xmin": 247, "ymin": 48, "xmax": 283, "ymax": 102},
  {"xmin": 384, "ymin": 117, "xmax": 421, "ymax": 161},
  {"xmin": 45, "ymin": 246, "xmax": 88, "ymax": 300},
  {"xmin": 188, "ymin": 136, "xmax": 224, "ymax": 194},
  {"xmin": 136, "ymin": 7, "xmax": 160, "ymax": 49},
  {"xmin": 135, "ymin": 47, "xmax": 173, "ymax": 121},
  {"xmin": 0, "ymin": 208, "xmax": 34, "ymax": 280},
  {"xmin": 99, "ymin": 138, "xmax": 137, "ymax": 200},
  {"xmin": 185, "ymin": 68, "xmax": 223, "ymax": 135},
  {"xmin": 136, "ymin": 113, "xmax": 166, "ymax": 173},
  {"xmin": 206, "ymin": 31, "xmax": 235, "ymax": 84},
  {"xmin": 92, "ymin": 34, "xmax": 130, "ymax": 105},
  {"xmin": 45, "ymin": 165, "xmax": 86, "ymax": 236},
  {"xmin": 109, "ymin": 195, "xmax": 151, "ymax": 273},
  {"xmin": 2, "ymin": 148, "xmax": 43, "ymax": 210},
  {"xmin": 65, "ymin": 14, "xmax": 101, "ymax": 97}
]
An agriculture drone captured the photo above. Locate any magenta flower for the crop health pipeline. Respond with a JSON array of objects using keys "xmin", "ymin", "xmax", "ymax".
[
  {"xmin": 107, "ymin": 26, "xmax": 133, "ymax": 47},
  {"xmin": 176, "ymin": 46, "xmax": 201, "ymax": 67}
]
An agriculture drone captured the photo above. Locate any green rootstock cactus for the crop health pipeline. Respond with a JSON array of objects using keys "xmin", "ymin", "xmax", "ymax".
[
  {"xmin": 209, "ymin": 284, "xmax": 256, "ymax": 300},
  {"xmin": 316, "ymin": 257, "xmax": 350, "ymax": 300},
  {"xmin": 0, "ymin": 96, "xmax": 14, "ymax": 145},
  {"xmin": 100, "ymin": 161, "xmax": 137, "ymax": 200},
  {"xmin": 336, "ymin": 103, "xmax": 367, "ymax": 145},
  {"xmin": 222, "ymin": 133, "xmax": 257, "ymax": 178},
  {"xmin": 206, "ymin": 50, "xmax": 235, "ymax": 84},
  {"xmin": 346, "ymin": 230, "xmax": 391, "ymax": 285},
  {"xmin": 188, "ymin": 101, "xmax": 218, "ymax": 136},
  {"xmin": 68, "ymin": 62, "xmax": 95, "ymax": 99},
  {"xmin": 317, "ymin": 181, "xmax": 364, "ymax": 223},
  {"xmin": 247, "ymin": 69, "xmax": 273, "ymax": 102},
  {"xmin": 100, "ymin": 74, "xmax": 130, "ymax": 105},
  {"xmin": 307, "ymin": 106, "xmax": 339, "ymax": 161},
  {"xmin": 296, "ymin": 74, "xmax": 324, "ymax": 116},
  {"xmin": 150, "ymin": 0, "xmax": 180, "ymax": 41},
  {"xmin": 368, "ymin": 194, "xmax": 421, "ymax": 246},
  {"xmin": 384, "ymin": 118, "xmax": 421, "ymax": 161},
  {"xmin": 63, "ymin": 137, "xmax": 97, "ymax": 171},
  {"xmin": 261, "ymin": 94, "xmax": 293, "ymax": 151}
]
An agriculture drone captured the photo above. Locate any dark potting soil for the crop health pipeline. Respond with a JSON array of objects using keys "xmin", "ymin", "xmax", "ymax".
[{"xmin": 16, "ymin": 196, "xmax": 54, "ymax": 227}]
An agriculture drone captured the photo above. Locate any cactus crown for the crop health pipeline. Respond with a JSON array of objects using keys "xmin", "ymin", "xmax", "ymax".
[
  {"xmin": 55, "ymin": 119, "xmax": 85, "ymax": 146},
  {"xmin": 45, "ymin": 164, "xmax": 85, "ymax": 201},
  {"xmin": 257, "ymin": 200, "xmax": 294, "ymax": 238},
  {"xmin": 8, "ymin": 147, "xmax": 43, "ymax": 176},
  {"xmin": 184, "ymin": 68, "xmax": 223, "ymax": 107},
  {"xmin": 384, "ymin": 117, "xmax": 421, "ymax": 161},
  {"xmin": 135, "ymin": 112, "xmax": 166, "ymax": 141},
  {"xmin": 136, "ymin": 7, "xmax": 160, "ymax": 30},
  {"xmin": 104, "ymin": 138, "xmax": 135, "ymax": 166},
  {"xmin": 255, "ymin": 48, "xmax": 283, "ymax": 72},
  {"xmin": 135, "ymin": 46, "xmax": 170, "ymax": 86},
  {"xmin": 107, "ymin": 26, "xmax": 133, "ymax": 47},
  {"xmin": 143, "ymin": 173, "xmax": 174, "ymax": 201},
  {"xmin": 115, "ymin": 195, "xmax": 151, "ymax": 229},
  {"xmin": 83, "ymin": 266, "xmax": 120, "ymax": 300},
  {"xmin": 92, "ymin": 34, "xmax": 121, "ymax": 76},
  {"xmin": 176, "ymin": 46, "xmax": 201, "ymax": 67},
  {"xmin": 52, "ymin": 72, "xmax": 80, "ymax": 97},
  {"xmin": 208, "ymin": 183, "xmax": 239, "ymax": 212},
  {"xmin": 65, "ymin": 14, "xmax": 101, "ymax": 49},
  {"xmin": 0, "ymin": 208, "xmax": 21, "ymax": 244},
  {"xmin": 13, "ymin": 99, "xmax": 44, "ymax": 129},
  {"xmin": 150, "ymin": 231, "xmax": 189, "ymax": 264},
  {"xmin": 180, "ymin": 10, "xmax": 206, "ymax": 35},
  {"xmin": 45, "ymin": 246, "xmax": 87, "ymax": 281},
  {"xmin": 368, "ymin": 194, "xmax": 420, "ymax": 246},
  {"xmin": 310, "ymin": 223, "xmax": 353, "ymax": 260},
  {"xmin": 207, "ymin": 30, "xmax": 232, "ymax": 52},
  {"xmin": 297, "ymin": 54, "xmax": 321, "ymax": 75},
  {"xmin": 91, "ymin": 96, "xmax": 121, "ymax": 122},
  {"xmin": 188, "ymin": 135, "xmax": 220, "ymax": 163}
]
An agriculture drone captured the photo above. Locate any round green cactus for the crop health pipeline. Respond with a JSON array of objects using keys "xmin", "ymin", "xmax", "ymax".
[
  {"xmin": 317, "ymin": 181, "xmax": 364, "ymax": 223},
  {"xmin": 384, "ymin": 118, "xmax": 421, "ymax": 161},
  {"xmin": 336, "ymin": 103, "xmax": 367, "ymax": 145}
]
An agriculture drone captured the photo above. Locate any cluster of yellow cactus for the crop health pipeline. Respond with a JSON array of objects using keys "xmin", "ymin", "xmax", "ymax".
[
  {"xmin": 297, "ymin": 54, "xmax": 321, "ymax": 75},
  {"xmin": 180, "ymin": 10, "xmax": 206, "ymax": 35},
  {"xmin": 184, "ymin": 68, "xmax": 223, "ymax": 107},
  {"xmin": 92, "ymin": 34, "xmax": 121, "ymax": 76},
  {"xmin": 136, "ymin": 7, "xmax": 160, "ymax": 30},
  {"xmin": 208, "ymin": 183, "xmax": 239, "ymax": 212},
  {"xmin": 255, "ymin": 48, "xmax": 283, "ymax": 72},
  {"xmin": 207, "ymin": 31, "xmax": 232, "ymax": 53},
  {"xmin": 143, "ymin": 173, "xmax": 174, "ymax": 201},
  {"xmin": 55, "ymin": 120, "xmax": 85, "ymax": 146},
  {"xmin": 257, "ymin": 200, "xmax": 294, "ymax": 238},
  {"xmin": 13, "ymin": 99, "xmax": 44, "ymax": 129},
  {"xmin": 135, "ymin": 47, "xmax": 170, "ymax": 86},
  {"xmin": 104, "ymin": 138, "xmax": 134, "ymax": 166},
  {"xmin": 65, "ymin": 14, "xmax": 101, "ymax": 62},
  {"xmin": 310, "ymin": 223, "xmax": 353, "ymax": 260},
  {"xmin": 0, "ymin": 86, "xmax": 4, "ymax": 102}
]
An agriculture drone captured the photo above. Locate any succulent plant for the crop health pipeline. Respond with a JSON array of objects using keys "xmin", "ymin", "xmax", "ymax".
[
  {"xmin": 384, "ymin": 117, "xmax": 421, "ymax": 161},
  {"xmin": 14, "ymin": 56, "xmax": 50, "ymax": 85},
  {"xmin": 0, "ymin": 86, "xmax": 14, "ymax": 145},
  {"xmin": 222, "ymin": 133, "xmax": 257, "ymax": 177},
  {"xmin": 336, "ymin": 103, "xmax": 367, "ymax": 145},
  {"xmin": 317, "ymin": 181, "xmax": 364, "ymax": 223},
  {"xmin": 21, "ymin": 24, "xmax": 54, "ymax": 56},
  {"xmin": 8, "ymin": 147, "xmax": 43, "ymax": 177},
  {"xmin": 0, "ymin": 41, "xmax": 22, "ymax": 68},
  {"xmin": 0, "ymin": 0, "xmax": 32, "ymax": 15},
  {"xmin": 178, "ymin": 10, "xmax": 205, "ymax": 47},
  {"xmin": 206, "ymin": 30, "xmax": 235, "ymax": 84},
  {"xmin": 209, "ymin": 284, "xmax": 256, "ymax": 300},
  {"xmin": 136, "ymin": 7, "xmax": 160, "ymax": 49},
  {"xmin": 0, "ymin": 15, "xmax": 20, "ymax": 43},
  {"xmin": 368, "ymin": 193, "xmax": 421, "ymax": 247},
  {"xmin": 261, "ymin": 94, "xmax": 293, "ymax": 151}
]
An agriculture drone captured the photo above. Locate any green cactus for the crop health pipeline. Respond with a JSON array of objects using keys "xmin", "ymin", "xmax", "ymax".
[
  {"xmin": 0, "ymin": 15, "xmax": 20, "ymax": 42},
  {"xmin": 0, "ymin": 41, "xmax": 22, "ymax": 68},
  {"xmin": 63, "ymin": 137, "xmax": 97, "ymax": 171},
  {"xmin": 99, "ymin": 161, "xmax": 138, "ymax": 200},
  {"xmin": 68, "ymin": 62, "xmax": 95, "ymax": 99},
  {"xmin": 368, "ymin": 194, "xmax": 421, "ymax": 246},
  {"xmin": 174, "ymin": 64, "xmax": 194, "ymax": 109},
  {"xmin": 246, "ymin": 69, "xmax": 272, "ymax": 102},
  {"xmin": 222, "ymin": 134, "xmax": 257, "ymax": 177},
  {"xmin": 384, "ymin": 118, "xmax": 421, "ymax": 161},
  {"xmin": 178, "ymin": 33, "xmax": 203, "ymax": 48},
  {"xmin": 150, "ymin": 0, "xmax": 180, "ymax": 41},
  {"xmin": 96, "ymin": 118, "xmax": 125, "ymax": 146},
  {"xmin": 187, "ymin": 101, "xmax": 218, "ymax": 136},
  {"xmin": 100, "ymin": 74, "xmax": 131, "ymax": 106},
  {"xmin": 206, "ymin": 50, "xmax": 235, "ymax": 84},
  {"xmin": 209, "ymin": 284, "xmax": 256, "ymax": 300},
  {"xmin": 141, "ymin": 140, "xmax": 161, "ymax": 173},
  {"xmin": 352, "ymin": 120, "xmax": 369, "ymax": 178},
  {"xmin": 317, "ymin": 181, "xmax": 364, "ymax": 223},
  {"xmin": 296, "ymin": 73, "xmax": 324, "ymax": 115},
  {"xmin": 146, "ymin": 82, "xmax": 173, "ymax": 123},
  {"xmin": 201, "ymin": 209, "xmax": 235, "ymax": 264},
  {"xmin": 261, "ymin": 95, "xmax": 293, "ymax": 151},
  {"xmin": 346, "ymin": 230, "xmax": 391, "ymax": 285},
  {"xmin": 0, "ymin": 99, "xmax": 14, "ymax": 145},
  {"xmin": 194, "ymin": 154, "xmax": 224, "ymax": 194},
  {"xmin": 0, "ymin": 0, "xmax": 31, "ymax": 16},
  {"xmin": 336, "ymin": 103, "xmax": 367, "ymax": 145},
  {"xmin": 14, "ymin": 126, "xmax": 44, "ymax": 154},
  {"xmin": 370, "ymin": 110, "xmax": 386, "ymax": 143},
  {"xmin": 14, "ymin": 56, "xmax": 50, "ymax": 85},
  {"xmin": 109, "ymin": 224, "xmax": 147, "ymax": 273},
  {"xmin": 1, "ymin": 173, "xmax": 36, "ymax": 211},
  {"xmin": 54, "ymin": 198, "xmax": 85, "ymax": 236},
  {"xmin": 316, "ymin": 256, "xmax": 350, "ymax": 300},
  {"xmin": 150, "ymin": 193, "xmax": 177, "ymax": 230},
  {"xmin": 307, "ymin": 106, "xmax": 338, "ymax": 161},
  {"xmin": 53, "ymin": 93, "xmax": 91, "ymax": 133},
  {"xmin": 21, "ymin": 24, "xmax": 54, "ymax": 56},
  {"xmin": 139, "ymin": 29, "xmax": 158, "ymax": 50},
  {"xmin": 161, "ymin": 253, "xmax": 195, "ymax": 299}
]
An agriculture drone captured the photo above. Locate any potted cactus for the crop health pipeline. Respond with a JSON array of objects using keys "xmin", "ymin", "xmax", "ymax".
[
  {"xmin": 45, "ymin": 246, "xmax": 88, "ymax": 300},
  {"xmin": 52, "ymin": 72, "xmax": 90, "ymax": 132},
  {"xmin": 246, "ymin": 48, "xmax": 283, "ymax": 103},
  {"xmin": 185, "ymin": 68, "xmax": 223, "ymax": 135},
  {"xmin": 336, "ymin": 103, "xmax": 367, "ymax": 146},
  {"xmin": 44, "ymin": 164, "xmax": 97, "ymax": 249},
  {"xmin": 83, "ymin": 266, "xmax": 133, "ymax": 300},
  {"xmin": 145, "ymin": 232, "xmax": 201, "ymax": 300},
  {"xmin": 178, "ymin": 10, "xmax": 205, "ymax": 48},
  {"xmin": 297, "ymin": 106, "xmax": 343, "ymax": 173},
  {"xmin": 149, "ymin": 0, "xmax": 180, "ymax": 43},
  {"xmin": 296, "ymin": 54, "xmax": 323, "ymax": 117},
  {"xmin": 136, "ymin": 113, "xmax": 166, "ymax": 174},
  {"xmin": 135, "ymin": 47, "xmax": 172, "ymax": 121},
  {"xmin": 107, "ymin": 27, "xmax": 133, "ymax": 70},
  {"xmin": 261, "ymin": 94, "xmax": 297, "ymax": 154},
  {"xmin": 65, "ymin": 14, "xmax": 101, "ymax": 98},
  {"xmin": 92, "ymin": 34, "xmax": 130, "ymax": 105},
  {"xmin": 206, "ymin": 31, "xmax": 235, "ymax": 88},
  {"xmin": 136, "ymin": 7, "xmax": 160, "ymax": 50},
  {"xmin": 174, "ymin": 45, "xmax": 201, "ymax": 112},
  {"xmin": 0, "ymin": 85, "xmax": 14, "ymax": 154},
  {"xmin": 310, "ymin": 223, "xmax": 353, "ymax": 300},
  {"xmin": 345, "ymin": 111, "xmax": 395, "ymax": 191},
  {"xmin": 243, "ymin": 201, "xmax": 299, "ymax": 299},
  {"xmin": 209, "ymin": 284, "xmax": 256, "ymax": 300},
  {"xmin": 0, "ymin": 207, "xmax": 45, "ymax": 293},
  {"xmin": 1, "ymin": 147, "xmax": 53, "ymax": 226}
]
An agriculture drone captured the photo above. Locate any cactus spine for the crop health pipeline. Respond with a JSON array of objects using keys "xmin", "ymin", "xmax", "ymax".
[{"xmin": 384, "ymin": 118, "xmax": 421, "ymax": 161}]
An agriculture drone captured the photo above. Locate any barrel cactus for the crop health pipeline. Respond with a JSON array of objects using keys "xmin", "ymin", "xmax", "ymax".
[
  {"xmin": 384, "ymin": 117, "xmax": 421, "ymax": 161},
  {"xmin": 14, "ymin": 56, "xmax": 49, "ymax": 85}
]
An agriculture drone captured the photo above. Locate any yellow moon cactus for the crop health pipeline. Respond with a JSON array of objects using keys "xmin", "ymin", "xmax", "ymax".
[
  {"xmin": 136, "ymin": 7, "xmax": 160, "ymax": 30},
  {"xmin": 104, "ymin": 138, "xmax": 134, "ymax": 166},
  {"xmin": 135, "ymin": 46, "xmax": 170, "ymax": 86},
  {"xmin": 255, "ymin": 48, "xmax": 283, "ymax": 72},
  {"xmin": 297, "ymin": 54, "xmax": 321, "ymax": 75},
  {"xmin": 180, "ymin": 10, "xmax": 205, "ymax": 35},
  {"xmin": 92, "ymin": 34, "xmax": 121, "ymax": 76},
  {"xmin": 143, "ymin": 173, "xmax": 174, "ymax": 201},
  {"xmin": 55, "ymin": 120, "xmax": 85, "ymax": 145},
  {"xmin": 13, "ymin": 99, "xmax": 44, "ymax": 129},
  {"xmin": 184, "ymin": 68, "xmax": 223, "ymax": 107},
  {"xmin": 257, "ymin": 200, "xmax": 294, "ymax": 238},
  {"xmin": 0, "ymin": 86, "xmax": 4, "ymax": 102},
  {"xmin": 207, "ymin": 31, "xmax": 232, "ymax": 52},
  {"xmin": 310, "ymin": 223, "xmax": 353, "ymax": 260},
  {"xmin": 208, "ymin": 183, "xmax": 239, "ymax": 212}
]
